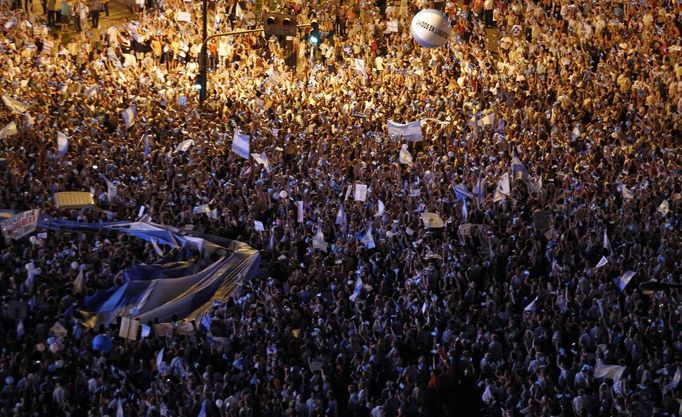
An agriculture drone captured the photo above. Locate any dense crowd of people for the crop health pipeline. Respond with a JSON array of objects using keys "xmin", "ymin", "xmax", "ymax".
[{"xmin": 1, "ymin": 0, "xmax": 681, "ymax": 416}]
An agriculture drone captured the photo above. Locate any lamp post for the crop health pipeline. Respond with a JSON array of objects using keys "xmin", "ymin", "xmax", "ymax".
[{"xmin": 199, "ymin": 0, "xmax": 208, "ymax": 104}]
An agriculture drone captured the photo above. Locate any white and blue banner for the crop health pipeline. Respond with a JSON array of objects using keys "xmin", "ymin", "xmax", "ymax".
[{"xmin": 387, "ymin": 120, "xmax": 423, "ymax": 141}]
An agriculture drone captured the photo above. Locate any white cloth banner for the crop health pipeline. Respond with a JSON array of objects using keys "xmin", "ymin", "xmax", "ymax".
[
  {"xmin": 232, "ymin": 130, "xmax": 250, "ymax": 159},
  {"xmin": 387, "ymin": 120, "xmax": 423, "ymax": 141},
  {"xmin": 594, "ymin": 365, "xmax": 626, "ymax": 381}
]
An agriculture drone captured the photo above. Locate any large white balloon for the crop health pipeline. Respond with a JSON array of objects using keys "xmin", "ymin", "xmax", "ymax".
[{"xmin": 410, "ymin": 9, "xmax": 452, "ymax": 48}]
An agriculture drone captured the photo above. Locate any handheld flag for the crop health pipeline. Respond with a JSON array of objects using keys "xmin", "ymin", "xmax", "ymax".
[
  {"xmin": 603, "ymin": 229, "xmax": 612, "ymax": 254},
  {"xmin": 335, "ymin": 204, "xmax": 347, "ymax": 232},
  {"xmin": 493, "ymin": 173, "xmax": 510, "ymax": 202},
  {"xmin": 103, "ymin": 176, "xmax": 117, "ymax": 202},
  {"xmin": 312, "ymin": 228, "xmax": 328, "ymax": 252},
  {"xmin": 594, "ymin": 256, "xmax": 608, "ymax": 269},
  {"xmin": 349, "ymin": 277, "xmax": 363, "ymax": 302},
  {"xmin": 232, "ymin": 129, "xmax": 250, "ymax": 159},
  {"xmin": 657, "ymin": 200, "xmax": 669, "ymax": 216},
  {"xmin": 56, "ymin": 131, "xmax": 69, "ymax": 159},
  {"xmin": 357, "ymin": 223, "xmax": 376, "ymax": 249},
  {"xmin": 175, "ymin": 139, "xmax": 194, "ymax": 153},
  {"xmin": 251, "ymin": 152, "xmax": 272, "ymax": 172},
  {"xmin": 399, "ymin": 144, "xmax": 413, "ymax": 165},
  {"xmin": 375, "ymin": 200, "xmax": 385, "ymax": 217},
  {"xmin": 615, "ymin": 270, "xmax": 636, "ymax": 291},
  {"xmin": 511, "ymin": 148, "xmax": 529, "ymax": 181},
  {"xmin": 122, "ymin": 105, "xmax": 137, "ymax": 128}
]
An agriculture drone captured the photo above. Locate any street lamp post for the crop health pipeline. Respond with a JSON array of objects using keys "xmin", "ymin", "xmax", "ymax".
[{"xmin": 199, "ymin": 0, "xmax": 208, "ymax": 104}]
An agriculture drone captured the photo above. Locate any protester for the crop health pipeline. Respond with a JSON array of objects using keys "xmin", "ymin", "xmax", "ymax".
[{"xmin": 0, "ymin": 0, "xmax": 681, "ymax": 416}]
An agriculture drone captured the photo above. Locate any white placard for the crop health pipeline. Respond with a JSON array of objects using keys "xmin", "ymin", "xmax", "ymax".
[{"xmin": 354, "ymin": 184, "xmax": 368, "ymax": 202}]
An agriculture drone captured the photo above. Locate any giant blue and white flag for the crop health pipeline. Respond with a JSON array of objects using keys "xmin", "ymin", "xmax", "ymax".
[
  {"xmin": 387, "ymin": 120, "xmax": 423, "ymax": 141},
  {"xmin": 232, "ymin": 129, "xmax": 250, "ymax": 159}
]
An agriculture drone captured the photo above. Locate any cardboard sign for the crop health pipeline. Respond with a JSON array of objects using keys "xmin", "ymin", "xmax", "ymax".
[
  {"xmin": 54, "ymin": 192, "xmax": 95, "ymax": 209},
  {"xmin": 421, "ymin": 212, "xmax": 444, "ymax": 229},
  {"xmin": 533, "ymin": 209, "xmax": 552, "ymax": 231},
  {"xmin": 119, "ymin": 317, "xmax": 140, "ymax": 340}
]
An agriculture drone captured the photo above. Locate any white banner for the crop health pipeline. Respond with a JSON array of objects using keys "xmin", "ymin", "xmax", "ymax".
[
  {"xmin": 387, "ymin": 120, "xmax": 423, "ymax": 141},
  {"xmin": 176, "ymin": 11, "xmax": 191, "ymax": 22},
  {"xmin": 1, "ymin": 209, "xmax": 40, "ymax": 241}
]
